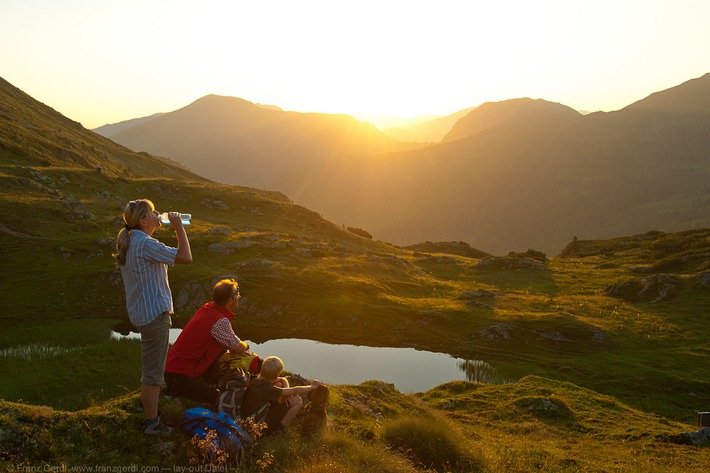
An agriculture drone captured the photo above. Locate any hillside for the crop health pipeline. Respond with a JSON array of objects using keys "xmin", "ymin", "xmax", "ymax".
[
  {"xmin": 0, "ymin": 78, "xmax": 203, "ymax": 182},
  {"xmin": 99, "ymin": 74, "xmax": 710, "ymax": 255},
  {"xmin": 3, "ymin": 376, "xmax": 709, "ymax": 471},
  {"xmin": 2, "ymin": 75, "xmax": 710, "ymax": 470}
]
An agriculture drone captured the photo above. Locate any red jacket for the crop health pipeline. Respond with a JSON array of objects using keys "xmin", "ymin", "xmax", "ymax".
[{"xmin": 165, "ymin": 302, "xmax": 235, "ymax": 377}]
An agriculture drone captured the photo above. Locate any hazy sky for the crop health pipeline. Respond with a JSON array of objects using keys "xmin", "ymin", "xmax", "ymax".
[{"xmin": 2, "ymin": 0, "xmax": 708, "ymax": 129}]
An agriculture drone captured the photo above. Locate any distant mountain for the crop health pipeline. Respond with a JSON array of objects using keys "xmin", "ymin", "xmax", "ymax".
[
  {"xmin": 97, "ymin": 95, "xmax": 418, "ymax": 191},
  {"xmin": 441, "ymin": 98, "xmax": 581, "ymax": 142},
  {"xmin": 285, "ymin": 74, "xmax": 710, "ymax": 254},
  {"xmin": 382, "ymin": 107, "xmax": 477, "ymax": 143},
  {"xmin": 93, "ymin": 112, "xmax": 164, "ymax": 137},
  {"xmin": 99, "ymin": 74, "xmax": 710, "ymax": 254},
  {"xmin": 95, "ymin": 102, "xmax": 284, "ymax": 138}
]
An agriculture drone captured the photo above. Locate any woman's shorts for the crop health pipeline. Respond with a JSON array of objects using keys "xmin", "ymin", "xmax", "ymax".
[{"xmin": 138, "ymin": 312, "xmax": 172, "ymax": 385}]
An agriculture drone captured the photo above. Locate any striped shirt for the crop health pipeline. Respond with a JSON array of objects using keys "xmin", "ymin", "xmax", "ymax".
[{"xmin": 120, "ymin": 230, "xmax": 178, "ymax": 327}]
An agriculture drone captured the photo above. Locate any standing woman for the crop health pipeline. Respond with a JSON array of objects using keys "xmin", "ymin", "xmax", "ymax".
[{"xmin": 114, "ymin": 199, "xmax": 192, "ymax": 435}]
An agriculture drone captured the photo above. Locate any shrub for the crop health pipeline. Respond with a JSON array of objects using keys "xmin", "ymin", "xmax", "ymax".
[
  {"xmin": 381, "ymin": 416, "xmax": 484, "ymax": 472},
  {"xmin": 511, "ymin": 395, "xmax": 575, "ymax": 423},
  {"xmin": 509, "ymin": 248, "xmax": 547, "ymax": 262},
  {"xmin": 347, "ymin": 227, "xmax": 373, "ymax": 239}
]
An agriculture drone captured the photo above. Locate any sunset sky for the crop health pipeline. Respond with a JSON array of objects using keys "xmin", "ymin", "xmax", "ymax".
[{"xmin": 2, "ymin": 0, "xmax": 708, "ymax": 129}]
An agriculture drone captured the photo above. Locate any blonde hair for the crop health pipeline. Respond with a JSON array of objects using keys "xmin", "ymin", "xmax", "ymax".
[
  {"xmin": 259, "ymin": 356, "xmax": 284, "ymax": 381},
  {"xmin": 113, "ymin": 199, "xmax": 155, "ymax": 266}
]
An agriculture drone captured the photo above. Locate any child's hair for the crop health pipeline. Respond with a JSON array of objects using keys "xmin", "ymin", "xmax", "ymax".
[
  {"xmin": 259, "ymin": 356, "xmax": 284, "ymax": 381},
  {"xmin": 114, "ymin": 199, "xmax": 155, "ymax": 266}
]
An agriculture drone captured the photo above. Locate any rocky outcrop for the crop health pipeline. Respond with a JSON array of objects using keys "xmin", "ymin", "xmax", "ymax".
[
  {"xmin": 477, "ymin": 323, "xmax": 515, "ymax": 342},
  {"xmin": 173, "ymin": 273, "xmax": 238, "ymax": 316},
  {"xmin": 458, "ymin": 289, "xmax": 501, "ymax": 309},
  {"xmin": 695, "ymin": 271, "xmax": 710, "ymax": 289},
  {"xmin": 666, "ymin": 427, "xmax": 710, "ymax": 446},
  {"xmin": 207, "ymin": 241, "xmax": 258, "ymax": 254},
  {"xmin": 475, "ymin": 255, "xmax": 546, "ymax": 271},
  {"xmin": 603, "ymin": 274, "xmax": 680, "ymax": 303}
]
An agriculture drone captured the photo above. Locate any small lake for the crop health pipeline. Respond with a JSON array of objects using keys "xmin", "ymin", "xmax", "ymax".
[{"xmin": 112, "ymin": 329, "xmax": 510, "ymax": 392}]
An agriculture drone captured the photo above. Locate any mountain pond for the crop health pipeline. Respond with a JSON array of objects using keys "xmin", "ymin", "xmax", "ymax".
[{"xmin": 111, "ymin": 328, "xmax": 511, "ymax": 392}]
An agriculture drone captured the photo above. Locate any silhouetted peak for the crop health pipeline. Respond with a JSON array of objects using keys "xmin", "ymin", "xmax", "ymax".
[
  {"xmin": 621, "ymin": 73, "xmax": 710, "ymax": 115},
  {"xmin": 442, "ymin": 98, "xmax": 580, "ymax": 142}
]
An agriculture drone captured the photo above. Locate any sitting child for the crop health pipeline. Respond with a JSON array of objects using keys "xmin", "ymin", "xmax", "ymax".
[{"xmin": 240, "ymin": 356, "xmax": 321, "ymax": 435}]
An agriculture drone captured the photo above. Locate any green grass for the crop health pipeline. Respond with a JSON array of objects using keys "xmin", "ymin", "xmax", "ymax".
[
  {"xmin": 2, "ymin": 377, "xmax": 709, "ymax": 472},
  {"xmin": 0, "ymin": 319, "xmax": 142, "ymax": 410},
  {"xmin": 3, "ymin": 75, "xmax": 710, "ymax": 469}
]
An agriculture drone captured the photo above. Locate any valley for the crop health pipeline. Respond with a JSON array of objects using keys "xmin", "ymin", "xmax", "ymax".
[{"xmin": 1, "ymin": 74, "xmax": 710, "ymax": 471}]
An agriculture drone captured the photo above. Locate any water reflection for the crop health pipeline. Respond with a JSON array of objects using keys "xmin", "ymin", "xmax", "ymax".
[
  {"xmin": 111, "ymin": 330, "xmax": 510, "ymax": 392},
  {"xmin": 458, "ymin": 359, "xmax": 512, "ymax": 384}
]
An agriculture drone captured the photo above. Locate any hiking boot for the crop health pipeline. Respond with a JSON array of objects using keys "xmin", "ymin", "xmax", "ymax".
[
  {"xmin": 144, "ymin": 417, "xmax": 173, "ymax": 436},
  {"xmin": 265, "ymin": 423, "xmax": 285, "ymax": 437}
]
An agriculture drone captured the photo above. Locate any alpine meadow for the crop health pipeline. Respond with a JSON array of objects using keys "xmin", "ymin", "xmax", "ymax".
[{"xmin": 2, "ymin": 73, "xmax": 710, "ymax": 471}]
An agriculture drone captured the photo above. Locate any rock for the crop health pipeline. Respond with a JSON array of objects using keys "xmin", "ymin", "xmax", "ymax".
[
  {"xmin": 202, "ymin": 199, "xmax": 229, "ymax": 210},
  {"xmin": 695, "ymin": 271, "xmax": 710, "ymax": 289},
  {"xmin": 234, "ymin": 259, "xmax": 275, "ymax": 270},
  {"xmin": 538, "ymin": 331, "xmax": 573, "ymax": 342},
  {"xmin": 208, "ymin": 226, "xmax": 232, "ymax": 235},
  {"xmin": 459, "ymin": 290, "xmax": 500, "ymax": 309},
  {"xmin": 96, "ymin": 237, "xmax": 115, "ymax": 247},
  {"xmin": 108, "ymin": 268, "xmax": 123, "ymax": 289},
  {"xmin": 475, "ymin": 256, "xmax": 546, "ymax": 271},
  {"xmin": 208, "ymin": 240, "xmax": 259, "ymax": 254},
  {"xmin": 666, "ymin": 427, "xmax": 710, "ymax": 446},
  {"xmin": 207, "ymin": 243, "xmax": 231, "ymax": 254},
  {"xmin": 173, "ymin": 274, "xmax": 238, "ymax": 317},
  {"xmin": 478, "ymin": 323, "xmax": 514, "ymax": 342},
  {"xmin": 60, "ymin": 196, "xmax": 96, "ymax": 220},
  {"xmin": 224, "ymin": 241, "xmax": 258, "ymax": 250},
  {"xmin": 603, "ymin": 274, "xmax": 680, "ymax": 303},
  {"xmin": 418, "ymin": 255, "xmax": 459, "ymax": 264},
  {"xmin": 459, "ymin": 289, "xmax": 500, "ymax": 299},
  {"xmin": 603, "ymin": 278, "xmax": 644, "ymax": 299}
]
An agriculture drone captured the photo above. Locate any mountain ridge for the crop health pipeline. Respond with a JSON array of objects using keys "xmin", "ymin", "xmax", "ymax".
[
  {"xmin": 441, "ymin": 97, "xmax": 582, "ymax": 142},
  {"xmin": 102, "ymin": 94, "xmax": 415, "ymax": 191},
  {"xmin": 95, "ymin": 73, "xmax": 710, "ymax": 254},
  {"xmin": 3, "ymin": 76, "xmax": 710, "ymax": 473}
]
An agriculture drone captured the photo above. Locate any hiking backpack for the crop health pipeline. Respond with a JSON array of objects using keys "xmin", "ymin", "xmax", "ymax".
[
  {"xmin": 180, "ymin": 407, "xmax": 253, "ymax": 460},
  {"xmin": 214, "ymin": 365, "xmax": 250, "ymax": 420}
]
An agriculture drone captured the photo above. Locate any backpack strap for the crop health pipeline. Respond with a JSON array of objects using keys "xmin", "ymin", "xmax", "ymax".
[{"xmin": 247, "ymin": 403, "xmax": 270, "ymax": 424}]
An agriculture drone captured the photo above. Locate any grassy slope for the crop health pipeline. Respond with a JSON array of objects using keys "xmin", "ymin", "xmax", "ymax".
[
  {"xmin": 2, "ymin": 376, "xmax": 709, "ymax": 472},
  {"xmin": 2, "ymin": 76, "xmax": 710, "ymax": 469}
]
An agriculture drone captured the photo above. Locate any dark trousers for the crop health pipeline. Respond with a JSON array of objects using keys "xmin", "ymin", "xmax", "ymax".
[{"xmin": 164, "ymin": 371, "xmax": 219, "ymax": 405}]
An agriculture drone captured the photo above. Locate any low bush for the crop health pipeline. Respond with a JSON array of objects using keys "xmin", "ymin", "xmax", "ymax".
[{"xmin": 381, "ymin": 416, "xmax": 484, "ymax": 472}]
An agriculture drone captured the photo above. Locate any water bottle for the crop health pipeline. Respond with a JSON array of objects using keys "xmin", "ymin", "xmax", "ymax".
[{"xmin": 160, "ymin": 212, "xmax": 191, "ymax": 225}]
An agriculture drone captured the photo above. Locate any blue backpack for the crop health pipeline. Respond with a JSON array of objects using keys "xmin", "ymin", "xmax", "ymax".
[{"xmin": 181, "ymin": 407, "xmax": 253, "ymax": 460}]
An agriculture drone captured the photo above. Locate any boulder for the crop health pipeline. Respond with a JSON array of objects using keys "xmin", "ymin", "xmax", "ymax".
[
  {"xmin": 478, "ymin": 323, "xmax": 514, "ymax": 342},
  {"xmin": 696, "ymin": 271, "xmax": 710, "ymax": 289},
  {"xmin": 207, "ymin": 240, "xmax": 258, "ymax": 254},
  {"xmin": 475, "ymin": 256, "xmax": 546, "ymax": 271},
  {"xmin": 459, "ymin": 289, "xmax": 501, "ymax": 309},
  {"xmin": 603, "ymin": 274, "xmax": 680, "ymax": 303},
  {"xmin": 666, "ymin": 427, "xmax": 710, "ymax": 446}
]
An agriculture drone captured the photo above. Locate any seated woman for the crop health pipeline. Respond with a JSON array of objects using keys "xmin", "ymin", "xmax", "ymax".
[{"xmin": 164, "ymin": 278, "xmax": 248, "ymax": 404}]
